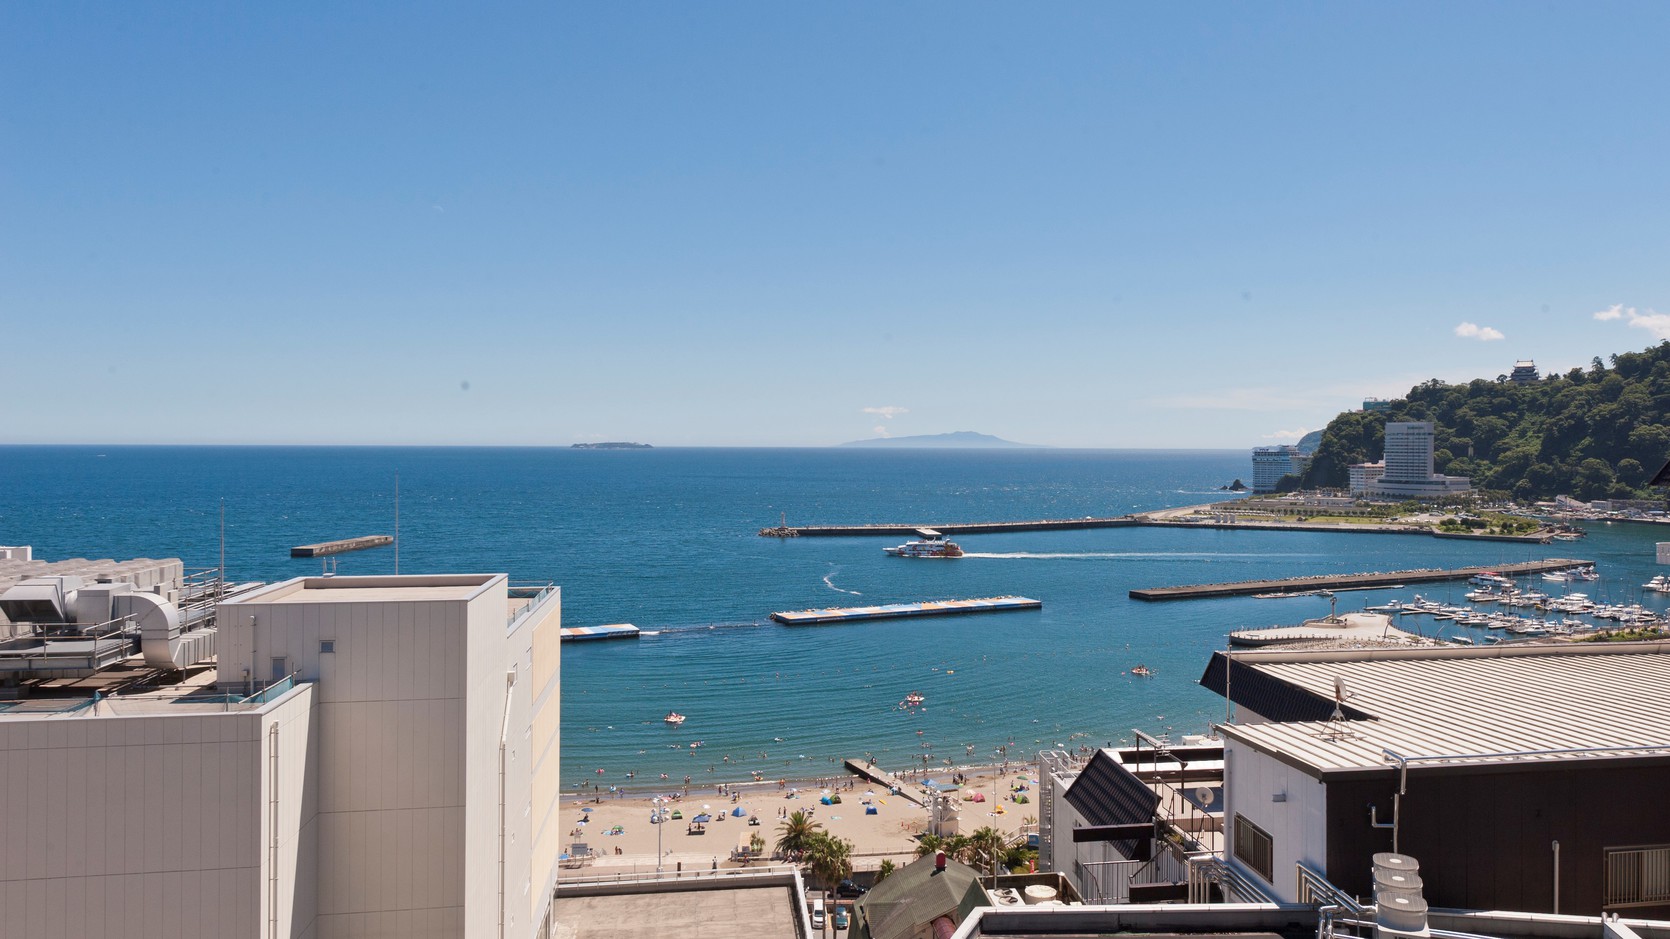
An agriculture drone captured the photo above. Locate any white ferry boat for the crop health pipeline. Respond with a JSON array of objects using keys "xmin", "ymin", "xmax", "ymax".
[{"xmin": 883, "ymin": 529, "xmax": 964, "ymax": 558}]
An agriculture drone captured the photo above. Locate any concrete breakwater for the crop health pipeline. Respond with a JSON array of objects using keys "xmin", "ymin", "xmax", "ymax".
[
  {"xmin": 290, "ymin": 535, "xmax": 394, "ymax": 557},
  {"xmin": 760, "ymin": 517, "xmax": 1140, "ymax": 537},
  {"xmin": 1129, "ymin": 558, "xmax": 1591, "ymax": 601},
  {"xmin": 763, "ymin": 513, "xmax": 1554, "ymax": 543}
]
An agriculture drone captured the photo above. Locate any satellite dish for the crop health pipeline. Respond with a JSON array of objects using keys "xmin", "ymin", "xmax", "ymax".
[
  {"xmin": 1334, "ymin": 676, "xmax": 1349, "ymax": 703},
  {"xmin": 1194, "ymin": 786, "xmax": 1216, "ymax": 807}
]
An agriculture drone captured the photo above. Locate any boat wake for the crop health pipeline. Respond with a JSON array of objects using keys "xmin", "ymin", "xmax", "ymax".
[
  {"xmin": 963, "ymin": 551, "xmax": 1325, "ymax": 560},
  {"xmin": 823, "ymin": 567, "xmax": 863, "ymax": 595}
]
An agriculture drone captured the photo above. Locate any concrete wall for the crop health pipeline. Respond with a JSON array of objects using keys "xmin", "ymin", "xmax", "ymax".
[
  {"xmin": 262, "ymin": 683, "xmax": 321, "ymax": 939},
  {"xmin": 524, "ymin": 590, "xmax": 562, "ymax": 935},
  {"xmin": 1222, "ymin": 740, "xmax": 1326, "ymax": 902},
  {"xmin": 464, "ymin": 584, "xmax": 510, "ymax": 938},
  {"xmin": 217, "ymin": 573, "xmax": 560, "ymax": 939},
  {"xmin": 0, "ymin": 684, "xmax": 316, "ymax": 939},
  {"xmin": 220, "ymin": 576, "xmax": 499, "ymax": 938},
  {"xmin": 1325, "ymin": 758, "xmax": 1670, "ymax": 917}
]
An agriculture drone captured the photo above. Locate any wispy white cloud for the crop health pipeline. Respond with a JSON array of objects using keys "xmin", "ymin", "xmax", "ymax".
[
  {"xmin": 1454, "ymin": 322, "xmax": 1505, "ymax": 341},
  {"xmin": 862, "ymin": 406, "xmax": 909, "ymax": 420},
  {"xmin": 1262, "ymin": 427, "xmax": 1313, "ymax": 440},
  {"xmin": 1595, "ymin": 304, "xmax": 1670, "ymax": 340},
  {"xmin": 873, "ymin": 425, "xmax": 890, "ymax": 438}
]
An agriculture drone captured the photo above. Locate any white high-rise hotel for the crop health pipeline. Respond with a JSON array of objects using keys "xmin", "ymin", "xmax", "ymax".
[
  {"xmin": 1368, "ymin": 421, "xmax": 1470, "ymax": 498},
  {"xmin": 1250, "ymin": 445, "xmax": 1310, "ymax": 493}
]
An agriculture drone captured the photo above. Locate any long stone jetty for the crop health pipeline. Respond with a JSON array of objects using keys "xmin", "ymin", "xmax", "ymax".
[
  {"xmin": 1129, "ymin": 558, "xmax": 1591, "ymax": 601},
  {"xmin": 290, "ymin": 535, "xmax": 394, "ymax": 557},
  {"xmin": 761, "ymin": 517, "xmax": 1140, "ymax": 537}
]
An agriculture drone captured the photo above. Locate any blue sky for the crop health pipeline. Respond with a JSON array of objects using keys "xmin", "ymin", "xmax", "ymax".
[{"xmin": 4, "ymin": 2, "xmax": 1667, "ymax": 447}]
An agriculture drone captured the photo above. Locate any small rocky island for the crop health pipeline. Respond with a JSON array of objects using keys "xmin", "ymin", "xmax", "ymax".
[{"xmin": 571, "ymin": 442, "xmax": 653, "ymax": 449}]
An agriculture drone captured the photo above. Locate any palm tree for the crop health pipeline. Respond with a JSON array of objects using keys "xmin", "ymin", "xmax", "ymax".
[
  {"xmin": 966, "ymin": 826, "xmax": 1008, "ymax": 878},
  {"xmin": 914, "ymin": 832, "xmax": 966, "ymax": 859},
  {"xmin": 804, "ymin": 832, "xmax": 854, "ymax": 896},
  {"xmin": 1002, "ymin": 844, "xmax": 1037, "ymax": 873},
  {"xmin": 875, "ymin": 859, "xmax": 896, "ymax": 883},
  {"xmin": 775, "ymin": 809, "xmax": 823, "ymax": 860}
]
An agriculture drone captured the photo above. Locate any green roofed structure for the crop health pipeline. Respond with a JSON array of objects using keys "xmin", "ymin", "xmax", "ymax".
[{"xmin": 850, "ymin": 853, "xmax": 991, "ymax": 939}]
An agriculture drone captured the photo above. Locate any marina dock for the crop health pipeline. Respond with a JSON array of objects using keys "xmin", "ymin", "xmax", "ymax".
[
  {"xmin": 771, "ymin": 595, "xmax": 1042, "ymax": 625},
  {"xmin": 290, "ymin": 535, "xmax": 394, "ymax": 557},
  {"xmin": 559, "ymin": 623, "xmax": 641, "ymax": 642},
  {"xmin": 1129, "ymin": 558, "xmax": 1591, "ymax": 601}
]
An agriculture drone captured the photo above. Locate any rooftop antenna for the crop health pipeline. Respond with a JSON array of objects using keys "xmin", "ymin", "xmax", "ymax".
[
  {"xmin": 394, "ymin": 471, "xmax": 400, "ymax": 575},
  {"xmin": 1321, "ymin": 676, "xmax": 1358, "ymax": 740}
]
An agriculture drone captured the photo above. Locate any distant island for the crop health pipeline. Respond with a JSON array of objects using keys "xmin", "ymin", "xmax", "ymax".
[
  {"xmin": 571, "ymin": 442, "xmax": 652, "ymax": 449},
  {"xmin": 838, "ymin": 431, "xmax": 1044, "ymax": 449}
]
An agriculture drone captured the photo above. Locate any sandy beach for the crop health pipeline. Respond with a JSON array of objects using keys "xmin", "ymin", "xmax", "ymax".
[{"xmin": 558, "ymin": 761, "xmax": 1041, "ymax": 875}]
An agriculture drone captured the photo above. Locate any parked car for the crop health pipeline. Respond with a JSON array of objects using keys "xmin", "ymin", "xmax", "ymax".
[
  {"xmin": 835, "ymin": 879, "xmax": 866, "ymax": 898},
  {"xmin": 833, "ymin": 906, "xmax": 850, "ymax": 930},
  {"xmin": 809, "ymin": 897, "xmax": 825, "ymax": 930}
]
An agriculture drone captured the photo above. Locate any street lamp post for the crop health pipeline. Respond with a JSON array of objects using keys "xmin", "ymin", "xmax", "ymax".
[{"xmin": 654, "ymin": 797, "xmax": 665, "ymax": 873}]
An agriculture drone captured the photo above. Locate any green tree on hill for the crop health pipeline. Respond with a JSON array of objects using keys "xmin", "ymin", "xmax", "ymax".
[{"xmin": 1299, "ymin": 341, "xmax": 1670, "ymax": 501}]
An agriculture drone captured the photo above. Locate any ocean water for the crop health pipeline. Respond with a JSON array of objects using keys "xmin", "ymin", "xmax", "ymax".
[{"xmin": 3, "ymin": 445, "xmax": 1664, "ymax": 791}]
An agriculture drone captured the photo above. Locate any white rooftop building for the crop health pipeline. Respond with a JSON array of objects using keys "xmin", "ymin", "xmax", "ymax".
[
  {"xmin": 1347, "ymin": 461, "xmax": 1385, "ymax": 496},
  {"xmin": 0, "ymin": 572, "xmax": 562, "ymax": 939}
]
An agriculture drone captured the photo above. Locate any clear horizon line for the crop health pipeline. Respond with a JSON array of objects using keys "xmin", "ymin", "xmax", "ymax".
[{"xmin": 0, "ymin": 441, "xmax": 1257, "ymax": 452}]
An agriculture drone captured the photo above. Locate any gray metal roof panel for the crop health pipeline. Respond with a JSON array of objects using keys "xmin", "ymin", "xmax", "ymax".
[{"xmin": 1214, "ymin": 642, "xmax": 1670, "ymax": 772}]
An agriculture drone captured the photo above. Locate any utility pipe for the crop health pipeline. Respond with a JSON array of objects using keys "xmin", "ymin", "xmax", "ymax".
[{"xmin": 499, "ymin": 669, "xmax": 517, "ymax": 939}]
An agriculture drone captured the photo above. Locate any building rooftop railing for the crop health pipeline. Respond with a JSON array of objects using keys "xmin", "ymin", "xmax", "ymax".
[{"xmin": 508, "ymin": 581, "xmax": 558, "ymax": 629}]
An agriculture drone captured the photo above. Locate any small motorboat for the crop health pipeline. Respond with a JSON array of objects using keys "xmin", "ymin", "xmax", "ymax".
[
  {"xmin": 1130, "ymin": 665, "xmax": 1154, "ymax": 677},
  {"xmin": 664, "ymin": 712, "xmax": 686, "ymax": 726}
]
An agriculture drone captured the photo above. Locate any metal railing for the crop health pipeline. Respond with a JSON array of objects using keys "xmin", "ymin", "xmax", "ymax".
[
  {"xmin": 1077, "ymin": 857, "xmax": 1152, "ymax": 904},
  {"xmin": 1606, "ymin": 844, "xmax": 1670, "ymax": 909},
  {"xmin": 1297, "ymin": 861, "xmax": 1365, "ymax": 916},
  {"xmin": 1186, "ymin": 853, "xmax": 1278, "ymax": 905},
  {"xmin": 0, "ymin": 616, "xmax": 138, "ymax": 673},
  {"xmin": 508, "ymin": 582, "xmax": 558, "ymax": 628},
  {"xmin": 556, "ymin": 863, "xmax": 802, "ymax": 889},
  {"xmin": 244, "ymin": 674, "xmax": 297, "ymax": 706}
]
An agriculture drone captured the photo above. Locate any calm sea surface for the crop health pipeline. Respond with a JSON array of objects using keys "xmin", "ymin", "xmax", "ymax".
[{"xmin": 3, "ymin": 445, "xmax": 1662, "ymax": 790}]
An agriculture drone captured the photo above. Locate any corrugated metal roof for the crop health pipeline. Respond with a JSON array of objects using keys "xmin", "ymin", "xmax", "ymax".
[
  {"xmin": 1200, "ymin": 654, "xmax": 1374, "ymax": 723},
  {"xmin": 1064, "ymin": 750, "xmax": 1161, "ymax": 856},
  {"xmin": 1211, "ymin": 642, "xmax": 1670, "ymax": 774}
]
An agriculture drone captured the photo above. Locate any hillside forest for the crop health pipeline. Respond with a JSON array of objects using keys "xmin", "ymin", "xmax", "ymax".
[{"xmin": 1299, "ymin": 342, "xmax": 1670, "ymax": 502}]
